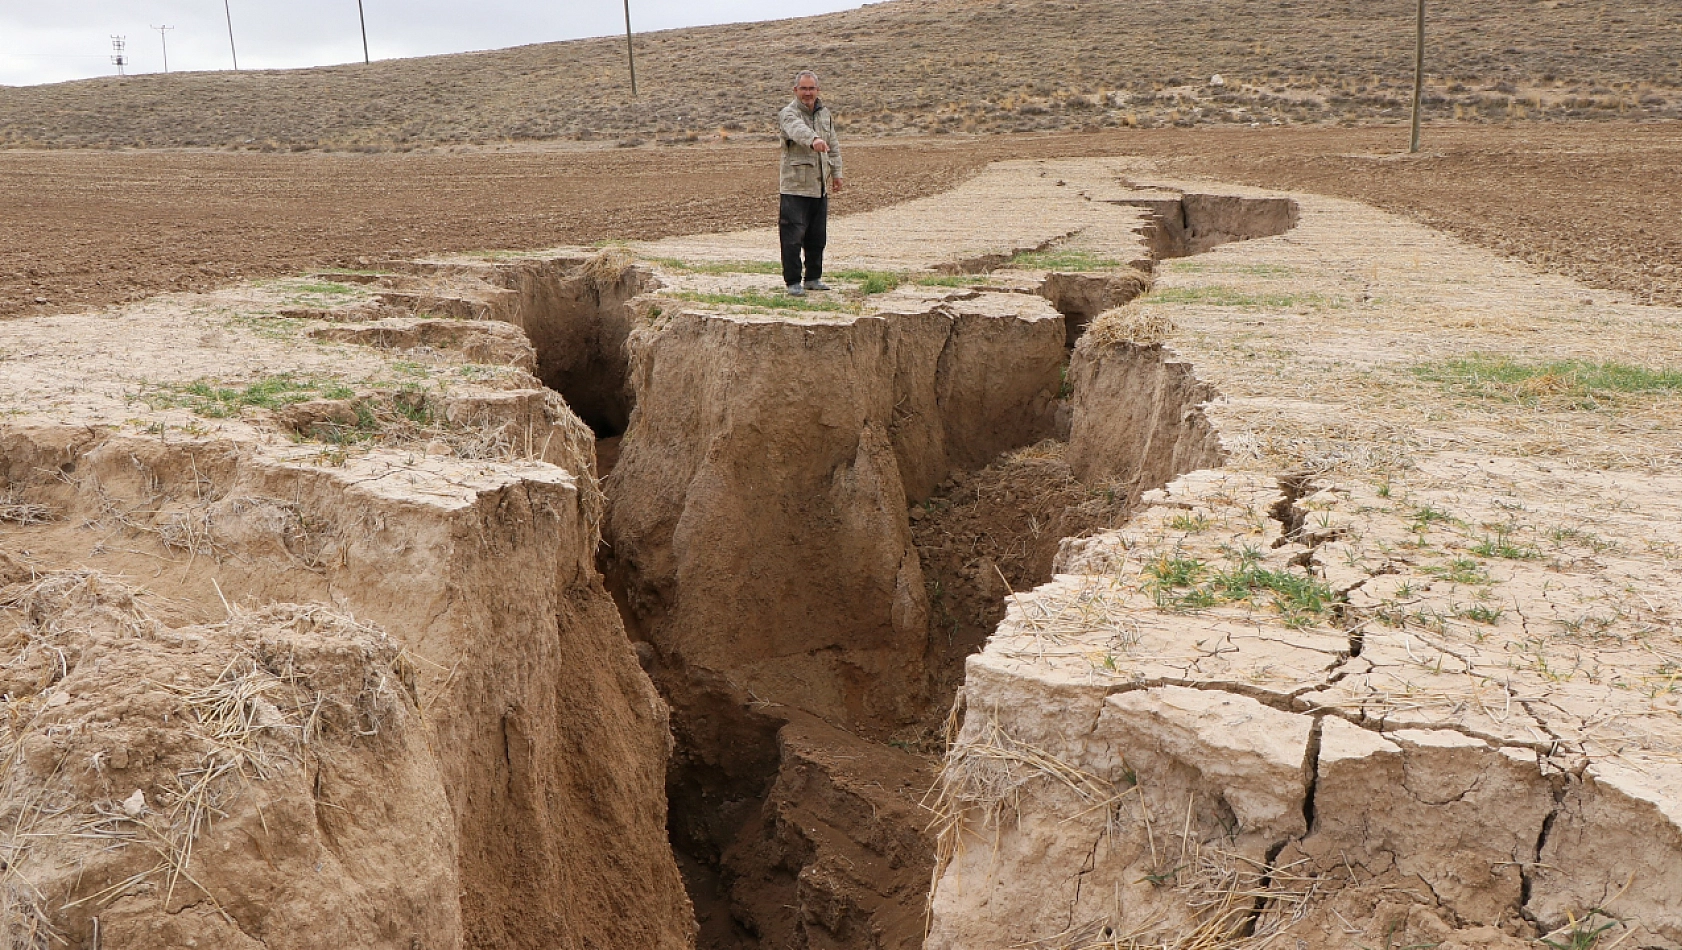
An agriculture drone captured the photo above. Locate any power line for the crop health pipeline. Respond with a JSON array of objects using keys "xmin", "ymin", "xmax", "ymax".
[{"xmin": 151, "ymin": 24, "xmax": 174, "ymax": 74}]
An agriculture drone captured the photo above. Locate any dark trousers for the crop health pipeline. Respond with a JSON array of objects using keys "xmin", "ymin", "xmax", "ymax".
[{"xmin": 779, "ymin": 193, "xmax": 828, "ymax": 286}]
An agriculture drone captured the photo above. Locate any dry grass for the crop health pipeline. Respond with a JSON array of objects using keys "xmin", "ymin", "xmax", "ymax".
[
  {"xmin": 1086, "ymin": 304, "xmax": 1176, "ymax": 346},
  {"xmin": 0, "ymin": 497, "xmax": 53, "ymax": 526},
  {"xmin": 583, "ymin": 246, "xmax": 637, "ymax": 290},
  {"xmin": 0, "ymin": 577, "xmax": 410, "ymax": 925}
]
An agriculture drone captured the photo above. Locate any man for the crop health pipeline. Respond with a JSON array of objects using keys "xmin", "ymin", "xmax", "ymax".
[{"xmin": 777, "ymin": 70, "xmax": 843, "ymax": 296}]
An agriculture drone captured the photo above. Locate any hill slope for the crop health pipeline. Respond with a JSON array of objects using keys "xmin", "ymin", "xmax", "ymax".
[{"xmin": 2, "ymin": 0, "xmax": 1679, "ymax": 149}]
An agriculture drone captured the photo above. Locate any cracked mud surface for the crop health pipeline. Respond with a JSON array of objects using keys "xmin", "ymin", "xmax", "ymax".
[{"xmin": 929, "ymin": 163, "xmax": 1682, "ymax": 950}]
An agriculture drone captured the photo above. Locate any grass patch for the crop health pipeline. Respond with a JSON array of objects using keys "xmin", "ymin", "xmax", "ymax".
[
  {"xmin": 645, "ymin": 257, "xmax": 783, "ymax": 275},
  {"xmin": 828, "ymin": 269, "xmax": 905, "ymax": 294},
  {"xmin": 1409, "ymin": 503, "xmax": 1459, "ymax": 531},
  {"xmin": 280, "ymin": 280, "xmax": 359, "ymax": 295},
  {"xmin": 1412, "ymin": 355, "xmax": 1682, "ymax": 407},
  {"xmin": 1422, "ymin": 556, "xmax": 1491, "ymax": 585},
  {"xmin": 1143, "ymin": 286, "xmax": 1322, "ymax": 308},
  {"xmin": 1006, "ymin": 248, "xmax": 1123, "ymax": 272},
  {"xmin": 1169, "ymin": 512, "xmax": 1212, "ymax": 533},
  {"xmin": 1143, "ymin": 550, "xmax": 1337, "ymax": 627},
  {"xmin": 225, "ymin": 312, "xmax": 307, "ymax": 340},
  {"xmin": 138, "ymin": 374, "xmax": 355, "ymax": 418},
  {"xmin": 1470, "ymin": 528, "xmax": 1540, "ymax": 560},
  {"xmin": 664, "ymin": 290, "xmax": 858, "ymax": 313},
  {"xmin": 1458, "ymin": 603, "xmax": 1505, "ymax": 625}
]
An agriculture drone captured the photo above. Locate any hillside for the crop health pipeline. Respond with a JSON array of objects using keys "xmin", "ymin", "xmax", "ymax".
[{"xmin": 2, "ymin": 0, "xmax": 1679, "ymax": 150}]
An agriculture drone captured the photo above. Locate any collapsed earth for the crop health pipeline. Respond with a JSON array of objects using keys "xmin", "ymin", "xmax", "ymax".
[{"xmin": 5, "ymin": 2, "xmax": 1682, "ymax": 949}]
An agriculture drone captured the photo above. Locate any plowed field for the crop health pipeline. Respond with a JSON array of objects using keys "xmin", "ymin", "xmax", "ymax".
[{"xmin": 4, "ymin": 123, "xmax": 1680, "ymax": 320}]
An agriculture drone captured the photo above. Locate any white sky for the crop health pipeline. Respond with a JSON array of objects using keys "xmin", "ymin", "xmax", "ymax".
[{"xmin": 0, "ymin": 1, "xmax": 867, "ymax": 87}]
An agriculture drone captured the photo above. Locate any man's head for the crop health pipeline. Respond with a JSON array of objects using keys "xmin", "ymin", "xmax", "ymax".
[{"xmin": 793, "ymin": 70, "xmax": 820, "ymax": 110}]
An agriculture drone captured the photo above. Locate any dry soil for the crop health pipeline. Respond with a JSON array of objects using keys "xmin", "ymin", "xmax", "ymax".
[{"xmin": 5, "ymin": 124, "xmax": 1681, "ymax": 328}]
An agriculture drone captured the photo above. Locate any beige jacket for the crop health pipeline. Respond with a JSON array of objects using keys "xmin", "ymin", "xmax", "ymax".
[{"xmin": 777, "ymin": 99, "xmax": 842, "ymax": 197}]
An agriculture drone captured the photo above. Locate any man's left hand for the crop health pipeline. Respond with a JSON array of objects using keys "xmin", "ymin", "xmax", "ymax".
[{"xmin": 832, "ymin": 177, "xmax": 845, "ymax": 193}]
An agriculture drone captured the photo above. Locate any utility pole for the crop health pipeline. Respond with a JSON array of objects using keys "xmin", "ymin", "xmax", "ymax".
[
  {"xmin": 152, "ymin": 25, "xmax": 174, "ymax": 73},
  {"xmin": 623, "ymin": 0, "xmax": 638, "ymax": 96},
  {"xmin": 1409, "ymin": 0, "xmax": 1425, "ymax": 153},
  {"xmin": 110, "ymin": 35, "xmax": 127, "ymax": 77},
  {"xmin": 224, "ymin": 0, "xmax": 240, "ymax": 71},
  {"xmin": 356, "ymin": 0, "xmax": 370, "ymax": 64}
]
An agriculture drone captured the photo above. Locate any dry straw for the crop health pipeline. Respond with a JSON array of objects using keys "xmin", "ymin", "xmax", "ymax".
[
  {"xmin": 1, "ymin": 577, "xmax": 408, "ymax": 928},
  {"xmin": 1086, "ymin": 304, "xmax": 1176, "ymax": 346},
  {"xmin": 584, "ymin": 246, "xmax": 637, "ymax": 290}
]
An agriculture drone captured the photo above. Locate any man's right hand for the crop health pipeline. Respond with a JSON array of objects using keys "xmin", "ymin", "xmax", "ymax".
[{"xmin": 812, "ymin": 138, "xmax": 830, "ymax": 153}]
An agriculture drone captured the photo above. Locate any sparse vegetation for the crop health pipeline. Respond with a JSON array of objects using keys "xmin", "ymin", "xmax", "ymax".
[
  {"xmin": 645, "ymin": 257, "xmax": 782, "ymax": 275},
  {"xmin": 1413, "ymin": 355, "xmax": 1682, "ymax": 406},
  {"xmin": 1421, "ymin": 556, "xmax": 1492, "ymax": 586},
  {"xmin": 1007, "ymin": 249, "xmax": 1122, "ymax": 272},
  {"xmin": 137, "ymin": 374, "xmax": 355, "ymax": 418},
  {"xmin": 1470, "ymin": 528, "xmax": 1540, "ymax": 560},
  {"xmin": 664, "ymin": 290, "xmax": 858, "ymax": 314},
  {"xmin": 829, "ymin": 269, "xmax": 905, "ymax": 294},
  {"xmin": 1143, "ymin": 286, "xmax": 1326, "ymax": 308},
  {"xmin": 1143, "ymin": 550, "xmax": 1337, "ymax": 627}
]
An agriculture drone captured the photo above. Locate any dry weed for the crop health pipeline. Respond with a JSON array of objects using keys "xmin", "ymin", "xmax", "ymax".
[
  {"xmin": 0, "ymin": 495, "xmax": 53, "ymax": 526},
  {"xmin": 1087, "ymin": 304, "xmax": 1176, "ymax": 346},
  {"xmin": 584, "ymin": 246, "xmax": 637, "ymax": 291},
  {"xmin": 0, "ymin": 583, "xmax": 410, "ymax": 924}
]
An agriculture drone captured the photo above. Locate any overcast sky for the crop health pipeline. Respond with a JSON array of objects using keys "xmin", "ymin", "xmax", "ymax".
[{"xmin": 1, "ymin": 1, "xmax": 868, "ymax": 87}]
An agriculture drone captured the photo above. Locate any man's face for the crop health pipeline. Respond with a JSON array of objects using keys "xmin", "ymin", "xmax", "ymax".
[{"xmin": 795, "ymin": 77, "xmax": 820, "ymax": 109}]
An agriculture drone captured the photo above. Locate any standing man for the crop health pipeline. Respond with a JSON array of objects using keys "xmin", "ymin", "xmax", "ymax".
[{"xmin": 778, "ymin": 70, "xmax": 843, "ymax": 296}]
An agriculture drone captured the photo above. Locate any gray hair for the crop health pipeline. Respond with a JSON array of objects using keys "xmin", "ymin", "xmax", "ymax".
[{"xmin": 793, "ymin": 70, "xmax": 820, "ymax": 87}]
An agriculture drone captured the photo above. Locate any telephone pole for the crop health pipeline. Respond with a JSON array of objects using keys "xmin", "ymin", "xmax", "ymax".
[
  {"xmin": 623, "ymin": 0, "xmax": 638, "ymax": 96},
  {"xmin": 110, "ymin": 35, "xmax": 127, "ymax": 77},
  {"xmin": 224, "ymin": 0, "xmax": 240, "ymax": 70},
  {"xmin": 152, "ymin": 25, "xmax": 174, "ymax": 73},
  {"xmin": 1409, "ymin": 0, "xmax": 1425, "ymax": 153},
  {"xmin": 356, "ymin": 0, "xmax": 370, "ymax": 64}
]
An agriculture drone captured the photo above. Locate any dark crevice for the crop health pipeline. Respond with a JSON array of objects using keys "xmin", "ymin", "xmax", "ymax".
[
  {"xmin": 1267, "ymin": 472, "xmax": 1315, "ymax": 545},
  {"xmin": 1236, "ymin": 838, "xmax": 1293, "ymax": 939},
  {"xmin": 933, "ymin": 227, "xmax": 1084, "ymax": 275},
  {"xmin": 1301, "ymin": 715, "xmax": 1325, "ymax": 834},
  {"xmin": 1109, "ymin": 190, "xmax": 1300, "ymax": 260}
]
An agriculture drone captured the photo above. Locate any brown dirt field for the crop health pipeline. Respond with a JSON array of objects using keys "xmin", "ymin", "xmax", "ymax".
[{"xmin": 5, "ymin": 123, "xmax": 1681, "ymax": 324}]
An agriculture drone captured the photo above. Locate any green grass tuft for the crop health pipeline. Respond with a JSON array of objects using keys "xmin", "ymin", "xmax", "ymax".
[
  {"xmin": 1470, "ymin": 529, "xmax": 1540, "ymax": 560},
  {"xmin": 828, "ymin": 269, "xmax": 905, "ymax": 294}
]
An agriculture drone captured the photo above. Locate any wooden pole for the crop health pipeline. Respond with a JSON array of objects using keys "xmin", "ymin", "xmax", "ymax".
[
  {"xmin": 623, "ymin": 0, "xmax": 638, "ymax": 96},
  {"xmin": 357, "ymin": 0, "xmax": 370, "ymax": 64},
  {"xmin": 1409, "ymin": 0, "xmax": 1425, "ymax": 153},
  {"xmin": 223, "ymin": 0, "xmax": 240, "ymax": 71}
]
